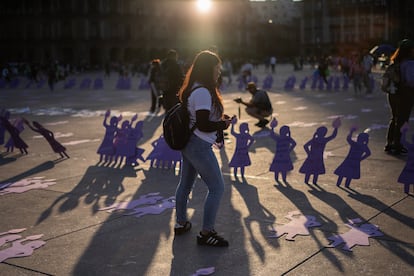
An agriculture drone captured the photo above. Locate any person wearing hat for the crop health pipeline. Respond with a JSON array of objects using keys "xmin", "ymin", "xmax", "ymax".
[
  {"xmin": 234, "ymin": 82, "xmax": 273, "ymax": 127},
  {"xmin": 384, "ymin": 38, "xmax": 414, "ymax": 155}
]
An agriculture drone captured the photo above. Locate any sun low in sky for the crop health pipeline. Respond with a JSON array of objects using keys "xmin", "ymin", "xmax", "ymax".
[{"xmin": 196, "ymin": 0, "xmax": 212, "ymax": 13}]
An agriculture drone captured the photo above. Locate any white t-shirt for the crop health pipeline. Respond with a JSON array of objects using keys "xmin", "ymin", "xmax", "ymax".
[{"xmin": 187, "ymin": 86, "xmax": 221, "ymax": 144}]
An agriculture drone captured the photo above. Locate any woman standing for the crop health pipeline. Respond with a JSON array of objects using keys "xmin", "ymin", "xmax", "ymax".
[{"xmin": 174, "ymin": 50, "xmax": 232, "ymax": 247}]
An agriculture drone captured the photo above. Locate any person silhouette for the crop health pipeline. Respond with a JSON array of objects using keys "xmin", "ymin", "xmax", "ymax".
[
  {"xmin": 125, "ymin": 120, "xmax": 145, "ymax": 166},
  {"xmin": 269, "ymin": 118, "xmax": 297, "ymax": 183},
  {"xmin": 97, "ymin": 110, "xmax": 121, "ymax": 164},
  {"xmin": 1, "ymin": 117, "xmax": 28, "ymax": 154},
  {"xmin": 398, "ymin": 123, "xmax": 414, "ymax": 193},
  {"xmin": 334, "ymin": 127, "xmax": 371, "ymax": 188},
  {"xmin": 23, "ymin": 119, "xmax": 69, "ymax": 158},
  {"xmin": 0, "ymin": 109, "xmax": 10, "ymax": 145},
  {"xmin": 228, "ymin": 117, "xmax": 254, "ymax": 179},
  {"xmin": 146, "ymin": 135, "xmax": 181, "ymax": 169},
  {"xmin": 113, "ymin": 114, "xmax": 137, "ymax": 166},
  {"xmin": 299, "ymin": 117, "xmax": 341, "ymax": 184}
]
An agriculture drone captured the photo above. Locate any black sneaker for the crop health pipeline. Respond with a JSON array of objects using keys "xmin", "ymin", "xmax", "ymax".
[
  {"xmin": 197, "ymin": 230, "xmax": 229, "ymax": 247},
  {"xmin": 174, "ymin": 221, "xmax": 192, "ymax": 235},
  {"xmin": 384, "ymin": 144, "xmax": 393, "ymax": 152},
  {"xmin": 393, "ymin": 146, "xmax": 408, "ymax": 155}
]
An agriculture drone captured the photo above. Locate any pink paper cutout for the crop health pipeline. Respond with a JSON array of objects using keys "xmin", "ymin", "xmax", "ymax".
[
  {"xmin": 327, "ymin": 219, "xmax": 383, "ymax": 251},
  {"xmin": 269, "ymin": 118, "xmax": 297, "ymax": 183},
  {"xmin": 0, "ymin": 177, "xmax": 56, "ymax": 195},
  {"xmin": 0, "ymin": 228, "xmax": 27, "ymax": 247},
  {"xmin": 0, "ymin": 234, "xmax": 46, "ymax": 263},
  {"xmin": 0, "ymin": 228, "xmax": 26, "ymax": 236},
  {"xmin": 191, "ymin": 267, "xmax": 215, "ymax": 276},
  {"xmin": 125, "ymin": 196, "xmax": 175, "ymax": 218},
  {"xmin": 335, "ymin": 127, "xmax": 371, "ymax": 187},
  {"xmin": 98, "ymin": 193, "xmax": 164, "ymax": 212},
  {"xmin": 299, "ymin": 117, "xmax": 341, "ymax": 184},
  {"xmin": 268, "ymin": 211, "xmax": 322, "ymax": 241},
  {"xmin": 228, "ymin": 118, "xmax": 254, "ymax": 178},
  {"xmin": 0, "ymin": 234, "xmax": 23, "ymax": 246}
]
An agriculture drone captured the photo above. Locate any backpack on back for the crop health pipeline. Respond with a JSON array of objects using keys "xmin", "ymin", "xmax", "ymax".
[
  {"xmin": 162, "ymin": 86, "xmax": 201, "ymax": 150},
  {"xmin": 381, "ymin": 63, "xmax": 400, "ymax": 94}
]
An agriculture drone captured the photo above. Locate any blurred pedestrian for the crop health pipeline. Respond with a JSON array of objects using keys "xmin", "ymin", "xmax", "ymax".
[
  {"xmin": 384, "ymin": 39, "xmax": 414, "ymax": 155},
  {"xmin": 148, "ymin": 59, "xmax": 163, "ymax": 113},
  {"xmin": 362, "ymin": 52, "xmax": 374, "ymax": 94},
  {"xmin": 350, "ymin": 54, "xmax": 364, "ymax": 95},
  {"xmin": 161, "ymin": 49, "xmax": 184, "ymax": 111}
]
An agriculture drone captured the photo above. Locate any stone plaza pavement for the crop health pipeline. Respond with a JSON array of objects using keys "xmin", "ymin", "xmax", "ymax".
[{"xmin": 0, "ymin": 64, "xmax": 413, "ymax": 275}]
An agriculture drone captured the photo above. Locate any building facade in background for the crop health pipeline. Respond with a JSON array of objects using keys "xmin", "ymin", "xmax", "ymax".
[{"xmin": 0, "ymin": 0, "xmax": 412, "ymax": 67}]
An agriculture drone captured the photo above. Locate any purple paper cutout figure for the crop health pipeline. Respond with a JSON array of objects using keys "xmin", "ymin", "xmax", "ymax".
[
  {"xmin": 0, "ymin": 234, "xmax": 46, "ymax": 263},
  {"xmin": 284, "ymin": 75, "xmax": 296, "ymax": 91},
  {"xmin": 23, "ymin": 119, "xmax": 69, "ymax": 158},
  {"xmin": 299, "ymin": 76, "xmax": 308, "ymax": 90},
  {"xmin": 342, "ymin": 75, "xmax": 349, "ymax": 90},
  {"xmin": 0, "ymin": 109, "xmax": 11, "ymax": 145},
  {"xmin": 334, "ymin": 127, "xmax": 371, "ymax": 188},
  {"xmin": 269, "ymin": 118, "xmax": 297, "ymax": 183},
  {"xmin": 93, "ymin": 78, "xmax": 103, "ymax": 89},
  {"xmin": 146, "ymin": 135, "xmax": 181, "ymax": 170},
  {"xmin": 262, "ymin": 74, "xmax": 273, "ymax": 89},
  {"xmin": 334, "ymin": 76, "xmax": 340, "ymax": 90},
  {"xmin": 299, "ymin": 117, "xmax": 341, "ymax": 184},
  {"xmin": 125, "ymin": 120, "xmax": 145, "ymax": 166},
  {"xmin": 0, "ymin": 177, "xmax": 56, "ymax": 195},
  {"xmin": 1, "ymin": 116, "xmax": 28, "ymax": 154},
  {"xmin": 97, "ymin": 110, "xmax": 120, "ymax": 163},
  {"xmin": 268, "ymin": 211, "xmax": 322, "ymax": 241},
  {"xmin": 125, "ymin": 196, "xmax": 175, "ymax": 218},
  {"xmin": 98, "ymin": 192, "xmax": 164, "ymax": 212},
  {"xmin": 191, "ymin": 267, "xmax": 216, "ymax": 276},
  {"xmin": 327, "ymin": 219, "xmax": 383, "ymax": 251},
  {"xmin": 398, "ymin": 123, "xmax": 414, "ymax": 194},
  {"xmin": 311, "ymin": 73, "xmax": 318, "ymax": 90},
  {"xmin": 79, "ymin": 78, "xmax": 91, "ymax": 89},
  {"xmin": 9, "ymin": 78, "xmax": 20, "ymax": 89},
  {"xmin": 318, "ymin": 77, "xmax": 325, "ymax": 90},
  {"xmin": 228, "ymin": 117, "xmax": 254, "ymax": 178},
  {"xmin": 64, "ymin": 78, "xmax": 76, "ymax": 89},
  {"xmin": 113, "ymin": 114, "xmax": 138, "ymax": 165}
]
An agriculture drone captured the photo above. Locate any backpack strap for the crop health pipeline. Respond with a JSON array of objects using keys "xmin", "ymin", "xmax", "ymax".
[{"xmin": 185, "ymin": 85, "xmax": 205, "ymax": 132}]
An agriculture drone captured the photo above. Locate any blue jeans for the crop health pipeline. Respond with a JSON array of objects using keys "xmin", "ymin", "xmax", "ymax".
[{"xmin": 175, "ymin": 134, "xmax": 225, "ymax": 232}]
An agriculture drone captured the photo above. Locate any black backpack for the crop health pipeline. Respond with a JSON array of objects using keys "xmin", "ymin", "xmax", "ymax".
[{"xmin": 162, "ymin": 86, "xmax": 201, "ymax": 150}]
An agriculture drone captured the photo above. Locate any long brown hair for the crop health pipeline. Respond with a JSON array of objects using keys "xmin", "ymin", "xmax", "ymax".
[{"xmin": 178, "ymin": 50, "xmax": 223, "ymax": 115}]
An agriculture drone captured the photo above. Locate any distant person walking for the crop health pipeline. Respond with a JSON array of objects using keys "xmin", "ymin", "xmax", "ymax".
[
  {"xmin": 161, "ymin": 49, "xmax": 184, "ymax": 111},
  {"xmin": 148, "ymin": 59, "xmax": 163, "ymax": 113}
]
